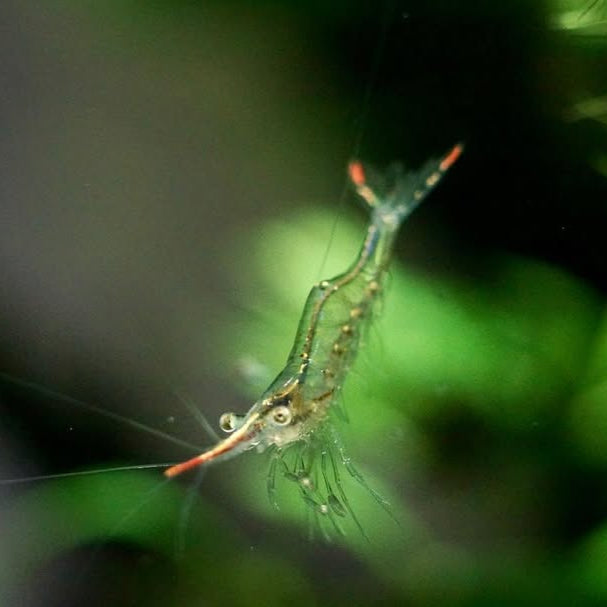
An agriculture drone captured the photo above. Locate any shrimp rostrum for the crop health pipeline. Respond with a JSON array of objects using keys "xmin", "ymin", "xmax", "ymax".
[{"xmin": 166, "ymin": 144, "xmax": 463, "ymax": 535}]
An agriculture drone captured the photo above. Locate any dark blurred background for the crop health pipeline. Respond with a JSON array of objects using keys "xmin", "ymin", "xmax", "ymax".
[{"xmin": 2, "ymin": 1, "xmax": 607, "ymax": 605}]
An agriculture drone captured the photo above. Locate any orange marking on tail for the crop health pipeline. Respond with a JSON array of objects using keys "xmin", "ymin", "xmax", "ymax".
[
  {"xmin": 348, "ymin": 161, "xmax": 366, "ymax": 187},
  {"xmin": 439, "ymin": 143, "xmax": 464, "ymax": 172}
]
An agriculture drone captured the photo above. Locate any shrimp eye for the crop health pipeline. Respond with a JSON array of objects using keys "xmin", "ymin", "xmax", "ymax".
[
  {"xmin": 219, "ymin": 412, "xmax": 243, "ymax": 433},
  {"xmin": 271, "ymin": 405, "xmax": 292, "ymax": 426}
]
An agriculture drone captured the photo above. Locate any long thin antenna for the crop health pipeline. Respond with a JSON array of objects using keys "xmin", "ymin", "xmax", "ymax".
[
  {"xmin": 172, "ymin": 389, "xmax": 221, "ymax": 443},
  {"xmin": 0, "ymin": 372, "xmax": 203, "ymax": 454},
  {"xmin": 0, "ymin": 462, "xmax": 175, "ymax": 485},
  {"xmin": 579, "ymin": 0, "xmax": 602, "ymax": 21},
  {"xmin": 316, "ymin": 0, "xmax": 396, "ymax": 281}
]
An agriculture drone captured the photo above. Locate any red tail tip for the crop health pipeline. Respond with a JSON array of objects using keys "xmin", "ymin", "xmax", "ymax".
[
  {"xmin": 348, "ymin": 161, "xmax": 366, "ymax": 187},
  {"xmin": 439, "ymin": 143, "xmax": 464, "ymax": 172}
]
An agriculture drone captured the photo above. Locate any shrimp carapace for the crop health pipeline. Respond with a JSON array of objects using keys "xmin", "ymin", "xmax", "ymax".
[{"xmin": 164, "ymin": 143, "xmax": 463, "ymax": 479}]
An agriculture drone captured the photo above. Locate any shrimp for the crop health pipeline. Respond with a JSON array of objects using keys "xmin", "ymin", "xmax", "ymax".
[
  {"xmin": 1, "ymin": 144, "xmax": 462, "ymax": 544},
  {"xmin": 164, "ymin": 144, "xmax": 463, "ymax": 533}
]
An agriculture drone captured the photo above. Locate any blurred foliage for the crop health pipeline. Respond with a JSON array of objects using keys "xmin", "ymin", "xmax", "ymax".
[
  {"xmin": 554, "ymin": 0, "xmax": 607, "ymax": 34},
  {"xmin": 219, "ymin": 208, "xmax": 603, "ymax": 599},
  {"xmin": 3, "ymin": 0, "xmax": 607, "ymax": 606}
]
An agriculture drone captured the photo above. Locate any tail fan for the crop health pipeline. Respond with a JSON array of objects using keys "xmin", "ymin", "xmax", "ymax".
[{"xmin": 349, "ymin": 142, "xmax": 463, "ymax": 222}]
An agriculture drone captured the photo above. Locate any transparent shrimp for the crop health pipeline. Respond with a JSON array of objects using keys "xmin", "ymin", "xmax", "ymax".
[
  {"xmin": 1, "ymin": 145, "xmax": 462, "ymax": 539},
  {"xmin": 163, "ymin": 144, "xmax": 464, "ymax": 532}
]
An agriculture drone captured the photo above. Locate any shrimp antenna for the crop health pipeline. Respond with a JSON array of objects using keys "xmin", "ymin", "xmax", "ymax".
[
  {"xmin": 0, "ymin": 462, "xmax": 175, "ymax": 485},
  {"xmin": 0, "ymin": 372, "xmax": 203, "ymax": 454},
  {"xmin": 579, "ymin": 0, "xmax": 602, "ymax": 21},
  {"xmin": 316, "ymin": 0, "xmax": 395, "ymax": 281},
  {"xmin": 172, "ymin": 389, "xmax": 221, "ymax": 443}
]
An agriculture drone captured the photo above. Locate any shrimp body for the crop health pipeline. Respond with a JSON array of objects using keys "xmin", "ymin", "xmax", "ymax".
[{"xmin": 165, "ymin": 144, "xmax": 463, "ymax": 479}]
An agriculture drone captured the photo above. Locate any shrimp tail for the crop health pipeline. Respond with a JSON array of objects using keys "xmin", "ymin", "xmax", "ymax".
[{"xmin": 348, "ymin": 142, "xmax": 463, "ymax": 225}]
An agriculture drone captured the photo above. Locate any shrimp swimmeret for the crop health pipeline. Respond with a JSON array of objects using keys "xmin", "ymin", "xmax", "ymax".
[{"xmin": 165, "ymin": 144, "xmax": 464, "ymax": 533}]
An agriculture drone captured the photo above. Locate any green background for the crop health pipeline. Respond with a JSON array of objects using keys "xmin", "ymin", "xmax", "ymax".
[{"xmin": 2, "ymin": 1, "xmax": 607, "ymax": 605}]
